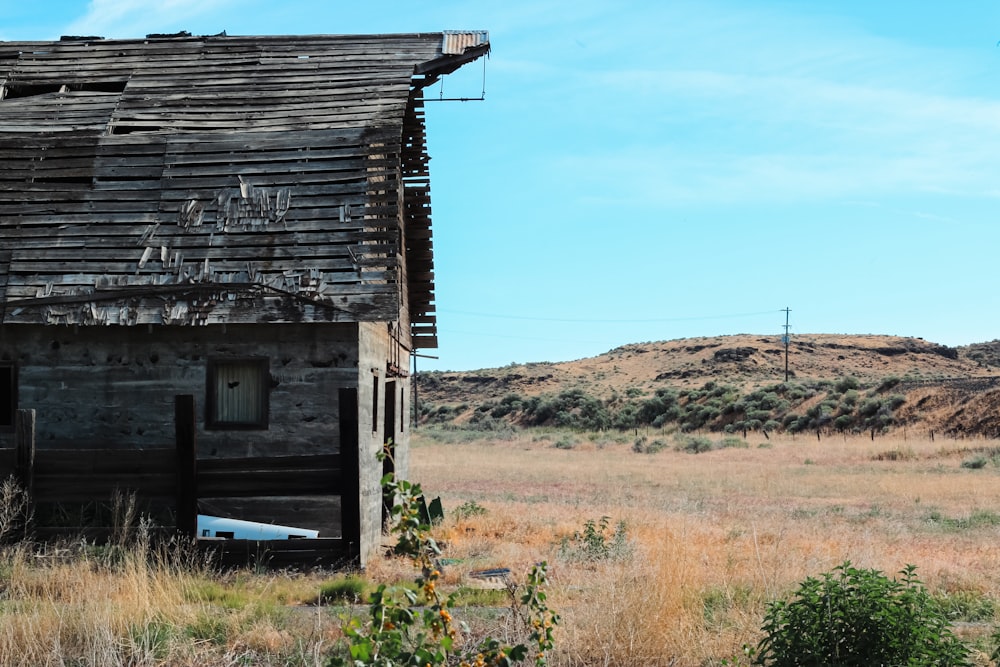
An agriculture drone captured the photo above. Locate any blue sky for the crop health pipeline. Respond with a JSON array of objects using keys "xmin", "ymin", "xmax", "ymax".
[{"xmin": 5, "ymin": 1, "xmax": 1000, "ymax": 371}]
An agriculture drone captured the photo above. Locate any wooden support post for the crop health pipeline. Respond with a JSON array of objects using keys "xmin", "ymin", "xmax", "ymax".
[
  {"xmin": 339, "ymin": 388, "xmax": 360, "ymax": 561},
  {"xmin": 13, "ymin": 409, "xmax": 34, "ymax": 501},
  {"xmin": 13, "ymin": 409, "xmax": 35, "ymax": 539},
  {"xmin": 175, "ymin": 395, "xmax": 198, "ymax": 539}
]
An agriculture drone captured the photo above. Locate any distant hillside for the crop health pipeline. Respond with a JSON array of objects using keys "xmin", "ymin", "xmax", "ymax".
[{"xmin": 415, "ymin": 334, "xmax": 1000, "ymax": 438}]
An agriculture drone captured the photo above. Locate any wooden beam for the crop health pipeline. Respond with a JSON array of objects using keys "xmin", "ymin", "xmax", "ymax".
[
  {"xmin": 14, "ymin": 409, "xmax": 35, "ymax": 501},
  {"xmin": 175, "ymin": 394, "xmax": 198, "ymax": 539}
]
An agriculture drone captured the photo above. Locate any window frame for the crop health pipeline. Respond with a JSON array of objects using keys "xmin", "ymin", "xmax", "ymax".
[{"xmin": 205, "ymin": 357, "xmax": 270, "ymax": 431}]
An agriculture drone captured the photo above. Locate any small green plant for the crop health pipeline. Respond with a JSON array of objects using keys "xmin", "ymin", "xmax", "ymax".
[
  {"xmin": 558, "ymin": 516, "xmax": 632, "ymax": 562},
  {"xmin": 127, "ymin": 618, "xmax": 174, "ymax": 661},
  {"xmin": 317, "ymin": 575, "xmax": 368, "ymax": 604},
  {"xmin": 453, "ymin": 500, "xmax": 488, "ymax": 520},
  {"xmin": 926, "ymin": 508, "xmax": 1000, "ymax": 531},
  {"xmin": 754, "ymin": 562, "xmax": 971, "ymax": 666},
  {"xmin": 330, "ymin": 452, "xmax": 559, "ymax": 666},
  {"xmin": 934, "ymin": 590, "xmax": 997, "ymax": 623}
]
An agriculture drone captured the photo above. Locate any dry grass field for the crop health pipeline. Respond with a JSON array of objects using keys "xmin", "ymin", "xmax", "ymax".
[
  {"xmin": 409, "ymin": 427, "xmax": 1000, "ymax": 665},
  {"xmin": 2, "ymin": 426, "xmax": 1000, "ymax": 665}
]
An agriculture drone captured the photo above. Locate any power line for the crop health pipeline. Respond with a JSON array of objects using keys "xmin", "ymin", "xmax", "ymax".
[
  {"xmin": 436, "ymin": 308, "xmax": 781, "ymax": 324},
  {"xmin": 436, "ymin": 329, "xmax": 609, "ymax": 344}
]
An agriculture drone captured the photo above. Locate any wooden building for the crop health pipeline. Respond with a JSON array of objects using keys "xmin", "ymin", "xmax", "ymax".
[{"xmin": 0, "ymin": 31, "xmax": 489, "ymax": 566}]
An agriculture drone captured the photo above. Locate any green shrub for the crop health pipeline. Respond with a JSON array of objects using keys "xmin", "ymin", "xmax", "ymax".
[
  {"xmin": 633, "ymin": 437, "xmax": 667, "ymax": 454},
  {"xmin": 834, "ymin": 376, "xmax": 860, "ymax": 394},
  {"xmin": 840, "ymin": 388, "xmax": 860, "ymax": 406},
  {"xmin": 755, "ymin": 562, "xmax": 970, "ymax": 666},
  {"xmin": 833, "ymin": 414, "xmax": 855, "ymax": 432},
  {"xmin": 646, "ymin": 438, "xmax": 667, "ymax": 454},
  {"xmin": 961, "ymin": 455, "xmax": 988, "ymax": 470},
  {"xmin": 876, "ymin": 375, "xmax": 902, "ymax": 392},
  {"xmin": 331, "ymin": 468, "xmax": 559, "ymax": 666},
  {"xmin": 674, "ymin": 434, "xmax": 714, "ymax": 454},
  {"xmin": 554, "ymin": 436, "xmax": 576, "ymax": 450},
  {"xmin": 453, "ymin": 500, "xmax": 488, "ymax": 519},
  {"xmin": 558, "ymin": 516, "xmax": 632, "ymax": 562},
  {"xmin": 718, "ymin": 437, "xmax": 748, "ymax": 450}
]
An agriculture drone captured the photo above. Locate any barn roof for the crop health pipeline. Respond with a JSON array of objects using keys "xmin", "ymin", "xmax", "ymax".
[{"xmin": 0, "ymin": 31, "xmax": 489, "ymax": 348}]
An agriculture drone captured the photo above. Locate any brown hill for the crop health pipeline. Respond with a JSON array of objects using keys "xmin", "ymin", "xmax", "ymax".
[{"xmin": 416, "ymin": 334, "xmax": 1000, "ymax": 437}]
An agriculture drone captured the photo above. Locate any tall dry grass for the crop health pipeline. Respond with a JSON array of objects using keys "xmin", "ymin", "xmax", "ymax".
[
  {"xmin": 1, "ymin": 430, "xmax": 998, "ymax": 665},
  {"xmin": 0, "ymin": 525, "xmax": 342, "ymax": 666},
  {"xmin": 411, "ymin": 429, "xmax": 1000, "ymax": 665}
]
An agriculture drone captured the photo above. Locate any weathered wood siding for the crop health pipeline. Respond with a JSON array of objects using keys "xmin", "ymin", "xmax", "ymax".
[
  {"xmin": 0, "ymin": 33, "xmax": 489, "ymax": 346},
  {"xmin": 0, "ymin": 31, "xmax": 487, "ymax": 565},
  {"xmin": 0, "ymin": 323, "xmax": 359, "ymax": 457}
]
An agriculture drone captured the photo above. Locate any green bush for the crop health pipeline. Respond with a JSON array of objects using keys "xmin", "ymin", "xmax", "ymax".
[
  {"xmin": 961, "ymin": 455, "xmax": 988, "ymax": 470},
  {"xmin": 833, "ymin": 414, "xmax": 855, "ymax": 432},
  {"xmin": 453, "ymin": 500, "xmax": 487, "ymax": 519},
  {"xmin": 754, "ymin": 562, "xmax": 970, "ymax": 666},
  {"xmin": 558, "ymin": 516, "xmax": 632, "ymax": 562},
  {"xmin": 633, "ymin": 436, "xmax": 667, "ymax": 454},
  {"xmin": 675, "ymin": 434, "xmax": 714, "ymax": 454},
  {"xmin": 554, "ymin": 436, "xmax": 576, "ymax": 450},
  {"xmin": 876, "ymin": 375, "xmax": 902, "ymax": 392},
  {"xmin": 834, "ymin": 376, "xmax": 860, "ymax": 394},
  {"xmin": 331, "ymin": 469, "xmax": 559, "ymax": 666},
  {"xmin": 646, "ymin": 438, "xmax": 667, "ymax": 453}
]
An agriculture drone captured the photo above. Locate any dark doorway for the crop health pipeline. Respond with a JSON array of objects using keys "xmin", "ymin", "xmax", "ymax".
[{"xmin": 382, "ymin": 380, "xmax": 397, "ymax": 526}]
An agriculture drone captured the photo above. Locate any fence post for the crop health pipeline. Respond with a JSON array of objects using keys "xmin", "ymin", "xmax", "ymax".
[{"xmin": 175, "ymin": 395, "xmax": 198, "ymax": 538}]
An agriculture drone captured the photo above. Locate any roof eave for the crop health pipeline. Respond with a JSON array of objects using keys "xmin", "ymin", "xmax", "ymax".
[{"xmin": 414, "ymin": 42, "xmax": 490, "ymax": 80}]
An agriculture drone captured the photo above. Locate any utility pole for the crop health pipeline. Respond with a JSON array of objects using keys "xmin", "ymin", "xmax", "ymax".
[{"xmin": 782, "ymin": 307, "xmax": 792, "ymax": 382}]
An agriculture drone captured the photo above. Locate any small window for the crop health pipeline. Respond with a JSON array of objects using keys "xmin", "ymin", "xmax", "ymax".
[
  {"xmin": 206, "ymin": 358, "xmax": 269, "ymax": 429},
  {"xmin": 0, "ymin": 364, "xmax": 15, "ymax": 429}
]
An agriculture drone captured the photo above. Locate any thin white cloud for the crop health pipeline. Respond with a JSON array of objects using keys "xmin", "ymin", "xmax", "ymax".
[
  {"xmin": 501, "ymin": 2, "xmax": 1000, "ymax": 209},
  {"xmin": 63, "ymin": 0, "xmax": 235, "ymax": 39}
]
